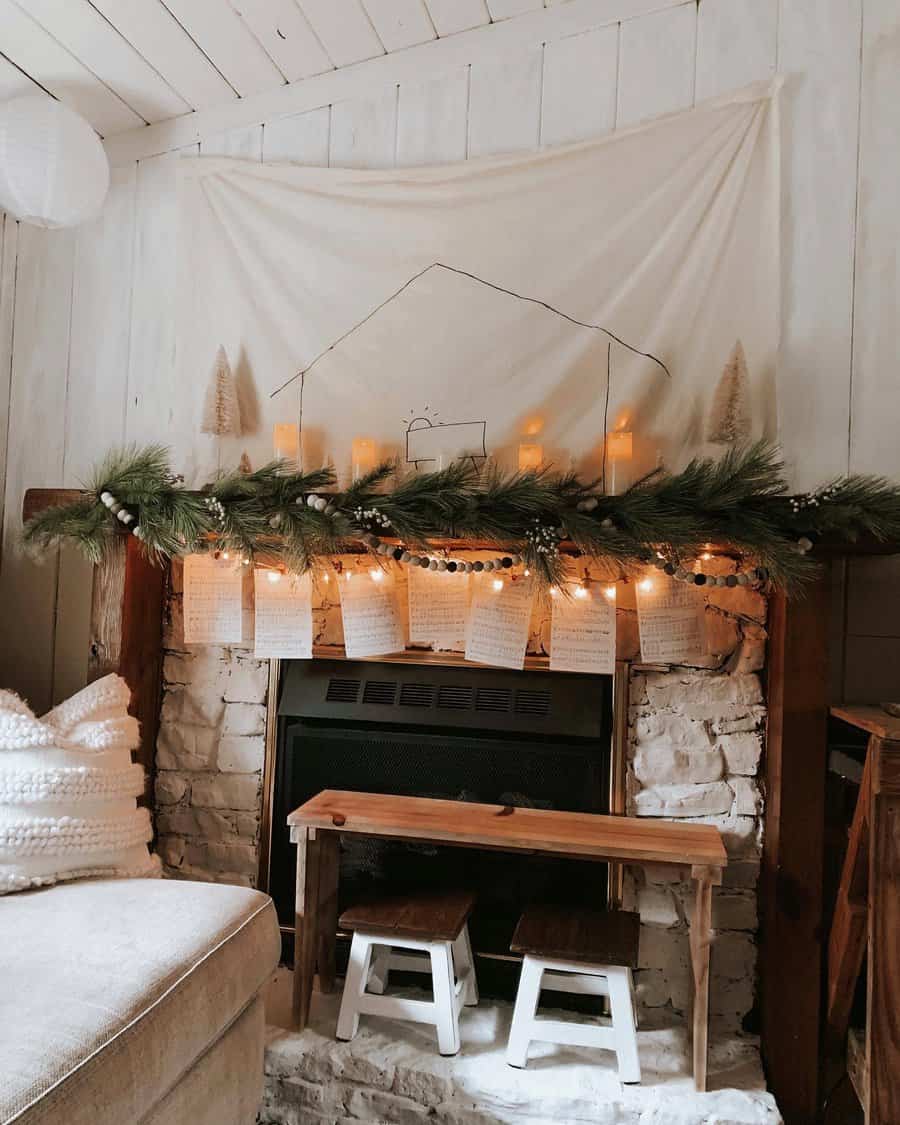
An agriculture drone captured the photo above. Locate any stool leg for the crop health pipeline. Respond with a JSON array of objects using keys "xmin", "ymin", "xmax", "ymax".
[
  {"xmin": 606, "ymin": 967, "xmax": 641, "ymax": 1084},
  {"xmin": 430, "ymin": 942, "xmax": 461, "ymax": 1056},
  {"xmin": 336, "ymin": 933, "xmax": 373, "ymax": 1042},
  {"xmin": 368, "ymin": 944, "xmax": 391, "ymax": 995},
  {"xmin": 507, "ymin": 956, "xmax": 543, "ymax": 1068},
  {"xmin": 452, "ymin": 925, "xmax": 479, "ymax": 1006}
]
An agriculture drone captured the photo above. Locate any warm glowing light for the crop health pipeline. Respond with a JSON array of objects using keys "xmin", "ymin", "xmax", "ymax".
[
  {"xmin": 606, "ymin": 430, "xmax": 633, "ymax": 462},
  {"xmin": 523, "ymin": 416, "xmax": 544, "ymax": 437},
  {"xmin": 241, "ymin": 557, "xmax": 250, "ymax": 566},
  {"xmin": 639, "ymin": 578, "xmax": 654, "ymax": 593},
  {"xmin": 267, "ymin": 571, "xmax": 281, "ymax": 584},
  {"xmin": 518, "ymin": 442, "xmax": 543, "ymax": 471},
  {"xmin": 370, "ymin": 568, "xmax": 384, "ymax": 582},
  {"xmin": 524, "ymin": 568, "xmax": 531, "ymax": 577},
  {"xmin": 222, "ymin": 551, "xmax": 230, "ymax": 560},
  {"xmin": 701, "ymin": 552, "xmax": 712, "ymax": 561},
  {"xmin": 492, "ymin": 578, "xmax": 504, "ymax": 592},
  {"xmin": 351, "ymin": 437, "xmax": 377, "ymax": 482},
  {"xmin": 345, "ymin": 570, "xmax": 352, "ymax": 582},
  {"xmin": 549, "ymin": 586, "xmax": 559, "ymax": 597},
  {"xmin": 604, "ymin": 585, "xmax": 617, "ymax": 600},
  {"xmin": 574, "ymin": 585, "xmax": 590, "ymax": 599},
  {"xmin": 321, "ymin": 572, "xmax": 330, "ymax": 584},
  {"xmin": 273, "ymin": 422, "xmax": 300, "ymax": 464}
]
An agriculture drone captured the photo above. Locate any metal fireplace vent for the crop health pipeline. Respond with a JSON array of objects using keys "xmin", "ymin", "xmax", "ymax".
[{"xmin": 278, "ymin": 660, "xmax": 606, "ymax": 740}]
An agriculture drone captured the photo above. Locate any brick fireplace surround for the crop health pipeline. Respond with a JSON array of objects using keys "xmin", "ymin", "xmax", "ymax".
[{"xmin": 151, "ymin": 556, "xmax": 779, "ymax": 1123}]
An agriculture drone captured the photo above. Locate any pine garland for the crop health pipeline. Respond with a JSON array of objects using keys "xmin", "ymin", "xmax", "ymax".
[{"xmin": 20, "ymin": 442, "xmax": 900, "ymax": 594}]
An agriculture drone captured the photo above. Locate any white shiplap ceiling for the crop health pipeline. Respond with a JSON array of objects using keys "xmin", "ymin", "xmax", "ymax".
[{"xmin": 0, "ymin": 0, "xmax": 562, "ymax": 138}]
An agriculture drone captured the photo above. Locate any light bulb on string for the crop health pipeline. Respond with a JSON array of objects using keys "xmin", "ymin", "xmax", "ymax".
[
  {"xmin": 370, "ymin": 568, "xmax": 384, "ymax": 583},
  {"xmin": 574, "ymin": 584, "xmax": 590, "ymax": 600},
  {"xmin": 267, "ymin": 570, "xmax": 281, "ymax": 584},
  {"xmin": 604, "ymin": 585, "xmax": 617, "ymax": 600},
  {"xmin": 549, "ymin": 586, "xmax": 559, "ymax": 598},
  {"xmin": 492, "ymin": 578, "xmax": 504, "ymax": 592},
  {"xmin": 639, "ymin": 577, "xmax": 653, "ymax": 593},
  {"xmin": 222, "ymin": 551, "xmax": 230, "ymax": 561}
]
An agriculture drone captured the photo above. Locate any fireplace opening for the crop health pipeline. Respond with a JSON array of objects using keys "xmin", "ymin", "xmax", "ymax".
[{"xmin": 268, "ymin": 659, "xmax": 612, "ymax": 997}]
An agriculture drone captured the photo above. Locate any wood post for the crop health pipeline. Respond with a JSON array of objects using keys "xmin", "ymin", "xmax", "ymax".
[{"xmin": 760, "ymin": 573, "xmax": 831, "ymax": 1124}]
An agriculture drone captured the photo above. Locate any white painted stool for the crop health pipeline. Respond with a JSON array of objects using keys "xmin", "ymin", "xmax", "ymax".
[
  {"xmin": 506, "ymin": 906, "xmax": 641, "ymax": 1082},
  {"xmin": 335, "ymin": 890, "xmax": 479, "ymax": 1056}
]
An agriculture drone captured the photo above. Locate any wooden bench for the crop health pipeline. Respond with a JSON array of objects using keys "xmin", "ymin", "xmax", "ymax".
[{"xmin": 288, "ymin": 789, "xmax": 727, "ymax": 1091}]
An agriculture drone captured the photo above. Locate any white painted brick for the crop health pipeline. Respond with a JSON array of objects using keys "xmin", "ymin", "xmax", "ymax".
[
  {"xmin": 236, "ymin": 812, "xmax": 261, "ymax": 840},
  {"xmin": 191, "ymin": 772, "xmax": 260, "ymax": 810},
  {"xmin": 223, "ymin": 657, "xmax": 269, "ymax": 703},
  {"xmin": 729, "ymin": 777, "xmax": 763, "ymax": 816},
  {"xmin": 723, "ymin": 861, "xmax": 760, "ymax": 890},
  {"xmin": 705, "ymin": 611, "xmax": 740, "ymax": 657},
  {"xmin": 156, "ymin": 805, "xmax": 236, "ymax": 839},
  {"xmin": 712, "ymin": 892, "xmax": 758, "ymax": 932},
  {"xmin": 706, "ymin": 583, "xmax": 767, "ymax": 623},
  {"xmin": 222, "ymin": 702, "xmax": 266, "ymax": 738},
  {"xmin": 712, "ymin": 932, "xmax": 757, "ymax": 981},
  {"xmin": 718, "ymin": 733, "xmax": 762, "ymax": 776},
  {"xmin": 726, "ymin": 624, "xmax": 767, "ymax": 674},
  {"xmin": 155, "ymin": 771, "xmax": 189, "ymax": 804},
  {"xmin": 634, "ymin": 713, "xmax": 711, "ymax": 749},
  {"xmin": 632, "ymin": 745, "xmax": 724, "ymax": 786},
  {"xmin": 192, "ymin": 839, "xmax": 258, "ymax": 876},
  {"xmin": 637, "ymin": 885, "xmax": 680, "ymax": 927},
  {"xmin": 345, "ymin": 1087, "xmax": 432, "ymax": 1122},
  {"xmin": 218, "ymin": 734, "xmax": 265, "ymax": 773},
  {"xmin": 156, "ymin": 722, "xmax": 218, "ymax": 770},
  {"xmin": 687, "ymin": 814, "xmax": 761, "ymax": 859},
  {"xmin": 634, "ymin": 782, "xmax": 733, "ymax": 818},
  {"xmin": 711, "ymin": 706, "xmax": 766, "ymax": 735},
  {"xmin": 645, "ymin": 673, "xmax": 762, "ymax": 711},
  {"xmin": 161, "ymin": 684, "xmax": 226, "ymax": 728}
]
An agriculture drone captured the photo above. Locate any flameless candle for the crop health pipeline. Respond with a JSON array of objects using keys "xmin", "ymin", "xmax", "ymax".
[
  {"xmin": 352, "ymin": 437, "xmax": 377, "ymax": 482},
  {"xmin": 518, "ymin": 442, "xmax": 544, "ymax": 471},
  {"xmin": 273, "ymin": 423, "xmax": 300, "ymax": 465},
  {"xmin": 606, "ymin": 430, "xmax": 633, "ymax": 494}
]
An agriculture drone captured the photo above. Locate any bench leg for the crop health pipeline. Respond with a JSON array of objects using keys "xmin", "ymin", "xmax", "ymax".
[
  {"xmin": 431, "ymin": 942, "xmax": 461, "ymax": 1056},
  {"xmin": 368, "ymin": 945, "xmax": 391, "ymax": 996},
  {"xmin": 452, "ymin": 925, "xmax": 479, "ymax": 1006},
  {"xmin": 607, "ymin": 967, "xmax": 641, "ymax": 1083},
  {"xmin": 336, "ymin": 932, "xmax": 374, "ymax": 1042},
  {"xmin": 507, "ymin": 956, "xmax": 543, "ymax": 1068}
]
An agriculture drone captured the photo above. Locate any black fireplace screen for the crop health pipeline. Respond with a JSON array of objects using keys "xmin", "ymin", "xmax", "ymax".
[{"xmin": 268, "ymin": 659, "xmax": 612, "ymax": 977}]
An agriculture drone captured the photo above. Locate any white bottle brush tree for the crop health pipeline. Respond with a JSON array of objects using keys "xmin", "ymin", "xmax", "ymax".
[
  {"xmin": 201, "ymin": 345, "xmax": 242, "ymax": 467},
  {"xmin": 707, "ymin": 339, "xmax": 752, "ymax": 445}
]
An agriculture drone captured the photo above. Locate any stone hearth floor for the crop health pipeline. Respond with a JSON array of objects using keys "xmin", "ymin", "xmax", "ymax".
[{"xmin": 262, "ymin": 969, "xmax": 782, "ymax": 1125}]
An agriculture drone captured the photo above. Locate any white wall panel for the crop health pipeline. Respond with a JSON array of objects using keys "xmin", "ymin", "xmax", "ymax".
[
  {"xmin": 329, "ymin": 88, "xmax": 399, "ymax": 168},
  {"xmin": 397, "ymin": 66, "xmax": 469, "ymax": 165},
  {"xmin": 424, "ymin": 0, "xmax": 489, "ymax": 37},
  {"xmin": 616, "ymin": 3, "xmax": 697, "ymax": 127},
  {"xmin": 468, "ymin": 47, "xmax": 542, "ymax": 156},
  {"xmin": 541, "ymin": 26, "xmax": 618, "ymax": 145},
  {"xmin": 263, "ymin": 106, "xmax": 332, "ymax": 164},
  {"xmin": 694, "ymin": 0, "xmax": 777, "ymax": 102}
]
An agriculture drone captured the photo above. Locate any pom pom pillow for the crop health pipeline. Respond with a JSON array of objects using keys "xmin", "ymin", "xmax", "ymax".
[{"xmin": 0, "ymin": 674, "xmax": 159, "ymax": 894}]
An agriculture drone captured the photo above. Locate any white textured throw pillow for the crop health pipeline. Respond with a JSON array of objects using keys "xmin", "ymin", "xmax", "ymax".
[{"xmin": 0, "ymin": 674, "xmax": 159, "ymax": 894}]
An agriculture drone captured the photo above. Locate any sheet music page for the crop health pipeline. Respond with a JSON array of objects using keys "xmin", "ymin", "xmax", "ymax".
[
  {"xmin": 408, "ymin": 565, "xmax": 470, "ymax": 651},
  {"xmin": 183, "ymin": 553, "xmax": 244, "ymax": 644},
  {"xmin": 253, "ymin": 571, "xmax": 313, "ymax": 659},
  {"xmin": 635, "ymin": 575, "xmax": 706, "ymax": 663},
  {"xmin": 338, "ymin": 571, "xmax": 406, "ymax": 658},
  {"xmin": 465, "ymin": 576, "xmax": 533, "ymax": 670},
  {"xmin": 550, "ymin": 586, "xmax": 616, "ymax": 674}
]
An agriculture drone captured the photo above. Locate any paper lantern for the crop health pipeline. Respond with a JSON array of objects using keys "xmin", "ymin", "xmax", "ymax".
[{"xmin": 0, "ymin": 96, "xmax": 109, "ymax": 229}]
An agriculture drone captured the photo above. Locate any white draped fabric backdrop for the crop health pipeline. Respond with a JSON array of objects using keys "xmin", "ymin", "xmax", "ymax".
[{"xmin": 177, "ymin": 81, "xmax": 779, "ymax": 487}]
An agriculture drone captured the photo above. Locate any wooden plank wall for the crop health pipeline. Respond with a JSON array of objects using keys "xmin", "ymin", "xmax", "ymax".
[{"xmin": 0, "ymin": 0, "xmax": 898, "ymax": 713}]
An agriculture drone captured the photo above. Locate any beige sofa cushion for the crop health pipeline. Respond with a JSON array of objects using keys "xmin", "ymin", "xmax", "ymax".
[{"xmin": 0, "ymin": 878, "xmax": 280, "ymax": 1125}]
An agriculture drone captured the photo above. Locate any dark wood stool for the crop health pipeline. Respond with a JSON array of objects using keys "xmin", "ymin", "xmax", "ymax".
[
  {"xmin": 508, "ymin": 906, "xmax": 641, "ymax": 1079},
  {"xmin": 336, "ymin": 890, "xmax": 479, "ymax": 1055}
]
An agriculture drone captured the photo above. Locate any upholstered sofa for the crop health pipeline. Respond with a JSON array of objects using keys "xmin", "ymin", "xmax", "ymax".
[{"xmin": 0, "ymin": 877, "xmax": 281, "ymax": 1125}]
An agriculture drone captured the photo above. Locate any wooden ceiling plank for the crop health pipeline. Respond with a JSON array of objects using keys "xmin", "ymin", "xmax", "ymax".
[
  {"xmin": 0, "ymin": 53, "xmax": 47, "ymax": 102},
  {"xmin": 229, "ymin": 0, "xmax": 333, "ymax": 82},
  {"xmin": 361, "ymin": 0, "xmax": 436, "ymax": 52},
  {"xmin": 19, "ymin": 0, "xmax": 190, "ymax": 123},
  {"xmin": 424, "ymin": 0, "xmax": 490, "ymax": 38},
  {"xmin": 104, "ymin": 0, "xmax": 688, "ymax": 164},
  {"xmin": 161, "ymin": 0, "xmax": 285, "ymax": 97},
  {"xmin": 0, "ymin": 0, "xmax": 142, "ymax": 135},
  {"xmin": 486, "ymin": 0, "xmax": 544, "ymax": 19},
  {"xmin": 89, "ymin": 0, "xmax": 236, "ymax": 111},
  {"xmin": 297, "ymin": 0, "xmax": 386, "ymax": 67}
]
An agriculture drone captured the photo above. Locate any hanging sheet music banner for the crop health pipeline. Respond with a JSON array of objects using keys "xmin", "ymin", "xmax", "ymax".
[
  {"xmin": 183, "ymin": 553, "xmax": 243, "ymax": 645},
  {"xmin": 465, "ymin": 576, "xmax": 533, "ymax": 670},
  {"xmin": 408, "ymin": 565, "xmax": 470, "ymax": 651},
  {"xmin": 550, "ymin": 585, "xmax": 616, "ymax": 674},
  {"xmin": 635, "ymin": 576, "xmax": 706, "ymax": 663},
  {"xmin": 253, "ymin": 570, "xmax": 313, "ymax": 659},
  {"xmin": 338, "ymin": 571, "xmax": 406, "ymax": 658}
]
